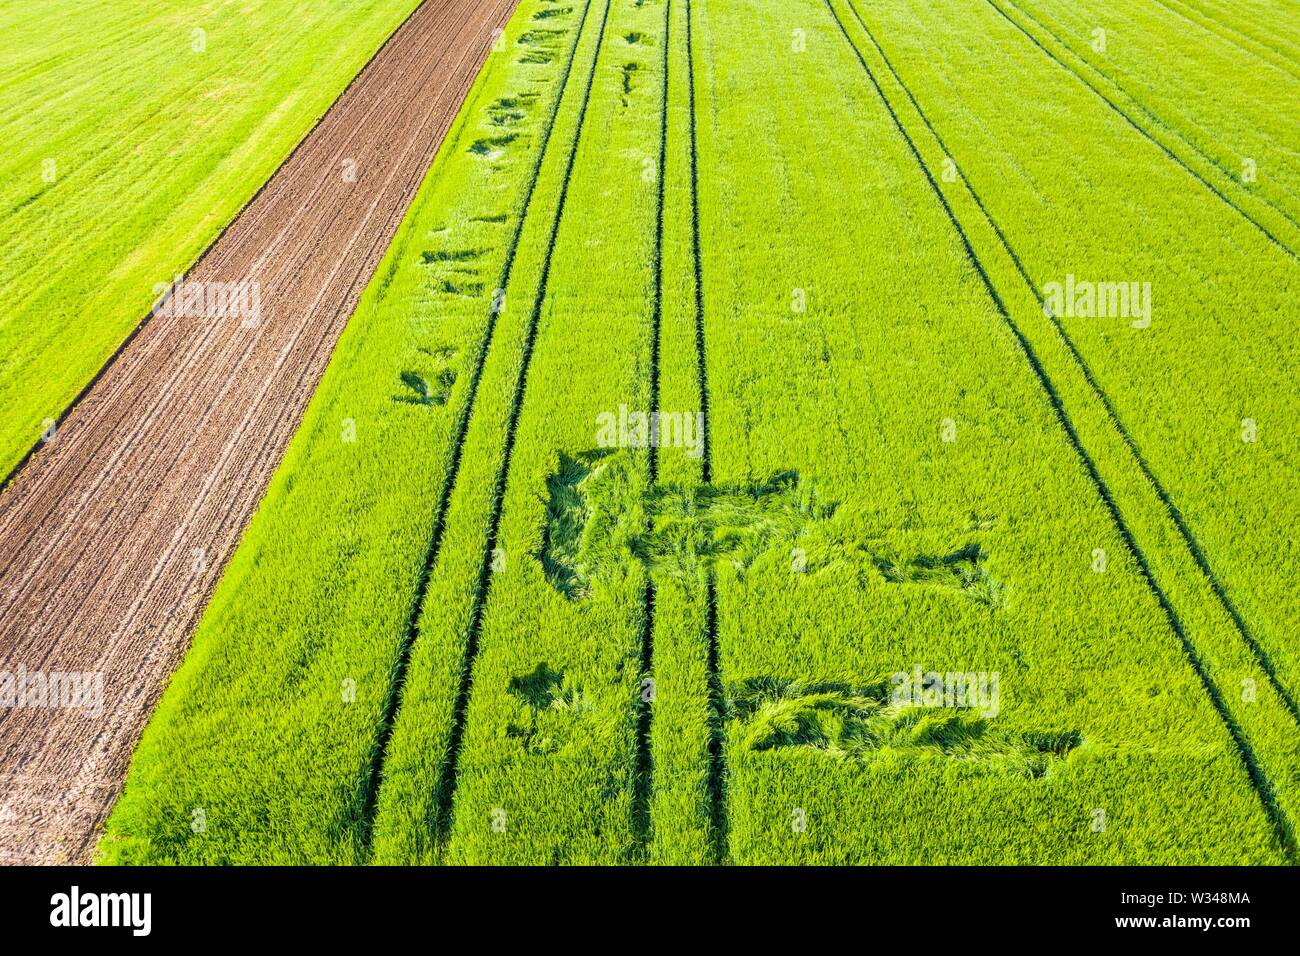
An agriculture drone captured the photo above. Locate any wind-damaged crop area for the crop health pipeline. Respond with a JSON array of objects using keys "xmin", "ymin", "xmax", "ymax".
[
  {"xmin": 7, "ymin": 0, "xmax": 1292, "ymax": 867},
  {"xmin": 727, "ymin": 676, "xmax": 1080, "ymax": 779}
]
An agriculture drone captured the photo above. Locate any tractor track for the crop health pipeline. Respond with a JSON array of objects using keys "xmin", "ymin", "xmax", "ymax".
[
  {"xmin": 362, "ymin": 0, "xmax": 598, "ymax": 851},
  {"xmin": 684, "ymin": 0, "xmax": 728, "ymax": 864},
  {"xmin": 0, "ymin": 0, "xmax": 518, "ymax": 865},
  {"xmin": 632, "ymin": 0, "xmax": 674, "ymax": 854},
  {"xmin": 417, "ymin": 0, "xmax": 614, "ymax": 851}
]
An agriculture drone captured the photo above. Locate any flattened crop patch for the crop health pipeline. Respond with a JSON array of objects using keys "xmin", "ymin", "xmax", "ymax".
[
  {"xmin": 729, "ymin": 677, "xmax": 1080, "ymax": 779},
  {"xmin": 539, "ymin": 451, "xmax": 1005, "ymax": 606},
  {"xmin": 538, "ymin": 450, "xmax": 831, "ymax": 598},
  {"xmin": 506, "ymin": 662, "xmax": 593, "ymax": 755}
]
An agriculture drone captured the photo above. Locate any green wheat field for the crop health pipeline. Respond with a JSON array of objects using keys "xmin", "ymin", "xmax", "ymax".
[{"xmin": 8, "ymin": 0, "xmax": 1297, "ymax": 865}]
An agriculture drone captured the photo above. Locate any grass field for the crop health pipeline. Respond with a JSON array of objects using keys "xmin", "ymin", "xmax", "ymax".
[
  {"xmin": 98, "ymin": 0, "xmax": 1299, "ymax": 864},
  {"xmin": 0, "ymin": 0, "xmax": 422, "ymax": 478}
]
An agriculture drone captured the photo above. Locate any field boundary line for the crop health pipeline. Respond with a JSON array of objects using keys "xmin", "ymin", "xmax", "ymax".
[
  {"xmin": 0, "ymin": 8, "xmax": 466, "ymax": 559},
  {"xmin": 983, "ymin": 0, "xmax": 1300, "ymax": 260},
  {"xmin": 842, "ymin": 0, "xmax": 1300, "ymax": 730},
  {"xmin": 0, "ymin": 9, "xmax": 489, "ymax": 636},
  {"xmin": 360, "ymin": 0, "xmax": 598, "ymax": 849},
  {"xmin": 823, "ymin": 0, "xmax": 1297, "ymax": 861},
  {"xmin": 0, "ymin": 0, "xmax": 436, "ymax": 497},
  {"xmin": 417, "ymin": 0, "xmax": 614, "ymax": 854}
]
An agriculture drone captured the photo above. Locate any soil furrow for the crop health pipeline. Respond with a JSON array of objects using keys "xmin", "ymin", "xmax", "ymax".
[
  {"xmin": 0, "ymin": 0, "xmax": 475, "ymax": 591},
  {"xmin": 0, "ymin": 11, "xmax": 488, "ymax": 672},
  {"xmin": 63, "ymin": 17, "xmax": 494, "ymax": 653}
]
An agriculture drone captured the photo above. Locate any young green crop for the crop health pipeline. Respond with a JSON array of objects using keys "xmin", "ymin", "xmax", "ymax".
[
  {"xmin": 994, "ymin": 0, "xmax": 1300, "ymax": 251},
  {"xmin": 1143, "ymin": 0, "xmax": 1300, "ymax": 78},
  {"xmin": 367, "ymin": 0, "xmax": 617, "ymax": 864},
  {"xmin": 0, "ymin": 0, "xmax": 424, "ymax": 478},
  {"xmin": 374, "ymin": 0, "xmax": 671, "ymax": 865}
]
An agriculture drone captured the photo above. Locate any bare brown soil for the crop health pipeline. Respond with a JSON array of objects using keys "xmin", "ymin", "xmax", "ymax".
[{"xmin": 0, "ymin": 0, "xmax": 517, "ymax": 864}]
